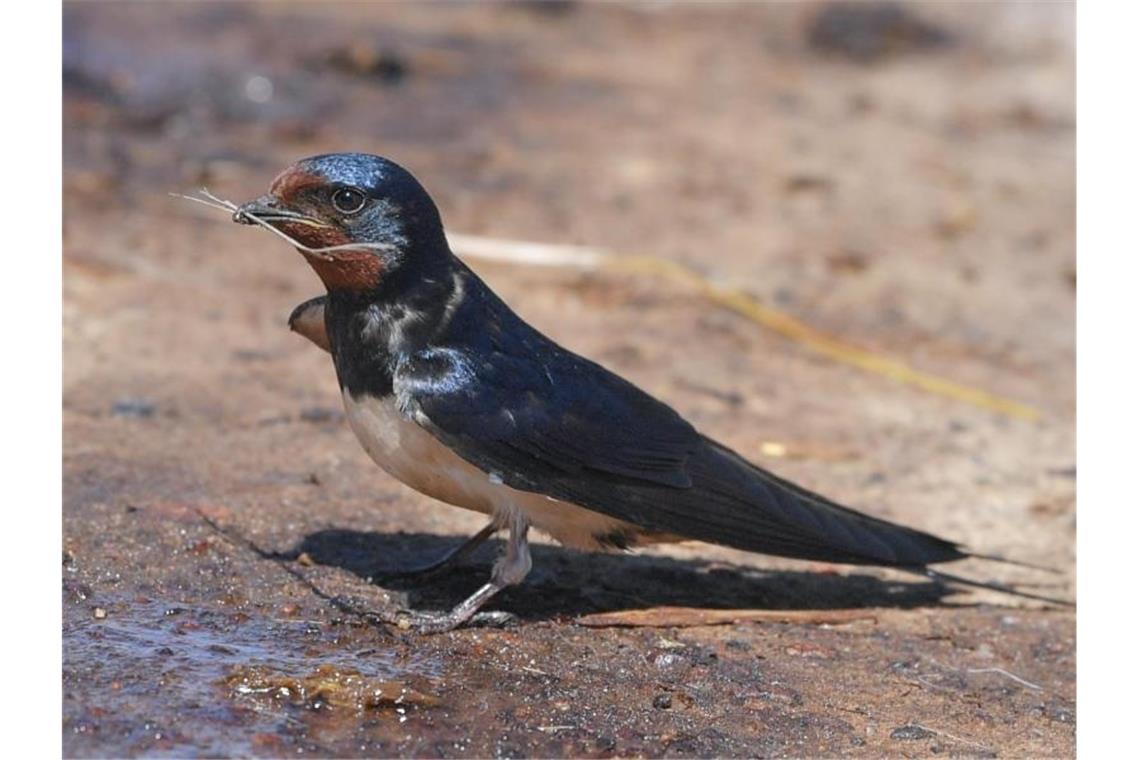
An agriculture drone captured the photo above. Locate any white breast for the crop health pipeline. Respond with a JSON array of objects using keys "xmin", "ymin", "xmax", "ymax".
[{"xmin": 340, "ymin": 391, "xmax": 656, "ymax": 550}]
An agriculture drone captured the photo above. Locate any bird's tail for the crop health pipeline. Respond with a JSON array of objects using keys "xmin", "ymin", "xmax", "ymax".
[
  {"xmin": 682, "ymin": 438, "xmax": 969, "ymax": 567},
  {"xmin": 963, "ymin": 551, "xmax": 1060, "ymax": 574},
  {"xmin": 902, "ymin": 563, "xmax": 1073, "ymax": 606},
  {"xmin": 678, "ymin": 439, "xmax": 1072, "ymax": 604}
]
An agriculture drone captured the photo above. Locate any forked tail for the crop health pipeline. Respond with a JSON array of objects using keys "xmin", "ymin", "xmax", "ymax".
[{"xmin": 906, "ymin": 555, "xmax": 1073, "ymax": 606}]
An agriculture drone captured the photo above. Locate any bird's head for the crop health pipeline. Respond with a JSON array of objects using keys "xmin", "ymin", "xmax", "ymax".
[{"xmin": 234, "ymin": 153, "xmax": 447, "ymax": 292}]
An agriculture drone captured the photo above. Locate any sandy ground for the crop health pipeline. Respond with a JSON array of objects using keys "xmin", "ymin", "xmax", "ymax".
[{"xmin": 63, "ymin": 2, "xmax": 1074, "ymax": 757}]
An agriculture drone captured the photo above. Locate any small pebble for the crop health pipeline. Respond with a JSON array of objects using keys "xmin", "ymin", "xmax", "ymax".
[
  {"xmin": 890, "ymin": 725, "xmax": 934, "ymax": 741},
  {"xmin": 111, "ymin": 397, "xmax": 155, "ymax": 418},
  {"xmin": 321, "ymin": 44, "xmax": 408, "ymax": 85},
  {"xmin": 300, "ymin": 406, "xmax": 342, "ymax": 423},
  {"xmin": 93, "ymin": 607, "xmax": 107, "ymax": 620}
]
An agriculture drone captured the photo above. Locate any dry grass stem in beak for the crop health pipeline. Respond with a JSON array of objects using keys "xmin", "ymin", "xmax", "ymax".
[{"xmin": 170, "ymin": 188, "xmax": 396, "ymax": 260}]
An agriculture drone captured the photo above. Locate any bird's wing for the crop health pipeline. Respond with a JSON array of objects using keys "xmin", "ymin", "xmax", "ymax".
[
  {"xmin": 395, "ymin": 346, "xmax": 965, "ymax": 567},
  {"xmin": 396, "ymin": 346, "xmax": 698, "ymax": 489}
]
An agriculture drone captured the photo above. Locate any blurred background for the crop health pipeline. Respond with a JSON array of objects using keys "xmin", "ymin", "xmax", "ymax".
[{"xmin": 63, "ymin": 3, "xmax": 1075, "ymax": 757}]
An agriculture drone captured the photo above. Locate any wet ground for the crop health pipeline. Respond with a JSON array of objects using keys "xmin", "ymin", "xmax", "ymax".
[{"xmin": 63, "ymin": 2, "xmax": 1074, "ymax": 757}]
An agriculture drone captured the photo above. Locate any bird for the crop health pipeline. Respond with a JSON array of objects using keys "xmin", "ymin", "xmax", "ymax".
[{"xmin": 231, "ymin": 152, "xmax": 1058, "ymax": 632}]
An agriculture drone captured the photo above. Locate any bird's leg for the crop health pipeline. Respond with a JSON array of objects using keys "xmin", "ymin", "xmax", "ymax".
[
  {"xmin": 400, "ymin": 512, "xmax": 531, "ymax": 634},
  {"xmin": 372, "ymin": 522, "xmax": 497, "ymax": 582}
]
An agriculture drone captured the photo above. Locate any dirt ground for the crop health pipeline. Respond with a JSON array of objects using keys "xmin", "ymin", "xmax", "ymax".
[{"xmin": 63, "ymin": 2, "xmax": 1075, "ymax": 757}]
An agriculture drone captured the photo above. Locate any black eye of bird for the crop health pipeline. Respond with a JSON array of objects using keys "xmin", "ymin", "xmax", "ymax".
[{"xmin": 331, "ymin": 187, "xmax": 367, "ymax": 215}]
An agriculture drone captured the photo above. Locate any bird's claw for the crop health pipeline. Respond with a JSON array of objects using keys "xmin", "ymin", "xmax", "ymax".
[
  {"xmin": 394, "ymin": 608, "xmax": 517, "ymax": 634},
  {"xmin": 470, "ymin": 610, "xmax": 517, "ymax": 628}
]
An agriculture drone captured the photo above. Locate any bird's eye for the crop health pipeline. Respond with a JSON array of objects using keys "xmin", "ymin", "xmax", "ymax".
[{"xmin": 331, "ymin": 187, "xmax": 367, "ymax": 214}]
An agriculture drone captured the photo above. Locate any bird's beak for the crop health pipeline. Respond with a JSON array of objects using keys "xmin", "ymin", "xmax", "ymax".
[{"xmin": 233, "ymin": 195, "xmax": 322, "ymax": 227}]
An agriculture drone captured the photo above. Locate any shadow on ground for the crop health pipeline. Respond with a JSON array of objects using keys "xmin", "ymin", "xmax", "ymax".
[{"xmin": 293, "ymin": 528, "xmax": 951, "ymax": 620}]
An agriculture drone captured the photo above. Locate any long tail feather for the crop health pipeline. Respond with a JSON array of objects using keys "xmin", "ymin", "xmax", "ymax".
[
  {"xmin": 966, "ymin": 551, "xmax": 1062, "ymax": 574},
  {"xmin": 905, "ymin": 566, "xmax": 1074, "ymax": 606}
]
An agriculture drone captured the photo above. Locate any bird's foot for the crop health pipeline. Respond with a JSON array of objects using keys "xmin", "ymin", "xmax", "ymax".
[
  {"xmin": 385, "ymin": 522, "xmax": 529, "ymax": 633},
  {"xmin": 395, "ymin": 608, "xmax": 516, "ymax": 634}
]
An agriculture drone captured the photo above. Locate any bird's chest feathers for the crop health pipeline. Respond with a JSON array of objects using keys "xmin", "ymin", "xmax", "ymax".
[
  {"xmin": 340, "ymin": 391, "xmax": 500, "ymax": 513},
  {"xmin": 339, "ymin": 391, "xmax": 665, "ymax": 551}
]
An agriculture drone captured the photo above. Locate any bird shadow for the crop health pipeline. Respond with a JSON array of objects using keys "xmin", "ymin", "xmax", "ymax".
[{"xmin": 292, "ymin": 528, "xmax": 955, "ymax": 621}]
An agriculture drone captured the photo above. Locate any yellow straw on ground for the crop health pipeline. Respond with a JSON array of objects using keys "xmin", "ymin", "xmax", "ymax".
[{"xmin": 605, "ymin": 255, "xmax": 1041, "ymax": 421}]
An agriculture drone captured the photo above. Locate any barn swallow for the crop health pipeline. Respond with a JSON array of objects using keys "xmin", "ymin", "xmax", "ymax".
[{"xmin": 233, "ymin": 153, "xmax": 1059, "ymax": 632}]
